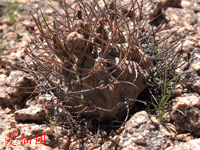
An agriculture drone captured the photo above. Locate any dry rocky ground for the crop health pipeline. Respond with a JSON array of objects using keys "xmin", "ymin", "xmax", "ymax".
[{"xmin": 0, "ymin": 0, "xmax": 200, "ymax": 149}]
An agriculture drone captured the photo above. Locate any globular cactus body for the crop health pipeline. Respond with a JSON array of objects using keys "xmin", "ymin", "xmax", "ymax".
[{"xmin": 27, "ymin": 0, "xmax": 174, "ymax": 120}]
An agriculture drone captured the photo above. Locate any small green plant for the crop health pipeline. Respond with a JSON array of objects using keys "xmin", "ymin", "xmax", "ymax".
[
  {"xmin": 150, "ymin": 62, "xmax": 186, "ymax": 122},
  {"xmin": 140, "ymin": 28, "xmax": 187, "ymax": 122},
  {"xmin": 148, "ymin": 57, "xmax": 188, "ymax": 122},
  {"xmin": 48, "ymin": 115, "xmax": 60, "ymax": 133},
  {"xmin": 0, "ymin": 37, "xmax": 8, "ymax": 56},
  {"xmin": 0, "ymin": 45, "xmax": 6, "ymax": 56},
  {"xmin": 3, "ymin": 0, "xmax": 21, "ymax": 24},
  {"xmin": 44, "ymin": 96, "xmax": 72, "ymax": 132}
]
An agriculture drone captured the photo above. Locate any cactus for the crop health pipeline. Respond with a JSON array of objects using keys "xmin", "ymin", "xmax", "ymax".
[{"xmin": 26, "ymin": 0, "xmax": 181, "ymax": 120}]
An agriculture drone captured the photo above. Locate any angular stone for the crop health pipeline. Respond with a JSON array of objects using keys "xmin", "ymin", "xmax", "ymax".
[
  {"xmin": 166, "ymin": 139, "xmax": 200, "ymax": 150},
  {"xmin": 14, "ymin": 104, "xmax": 47, "ymax": 122},
  {"xmin": 100, "ymin": 111, "xmax": 172, "ymax": 150},
  {"xmin": 0, "ymin": 70, "xmax": 36, "ymax": 107},
  {"xmin": 171, "ymin": 93, "xmax": 200, "ymax": 136}
]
